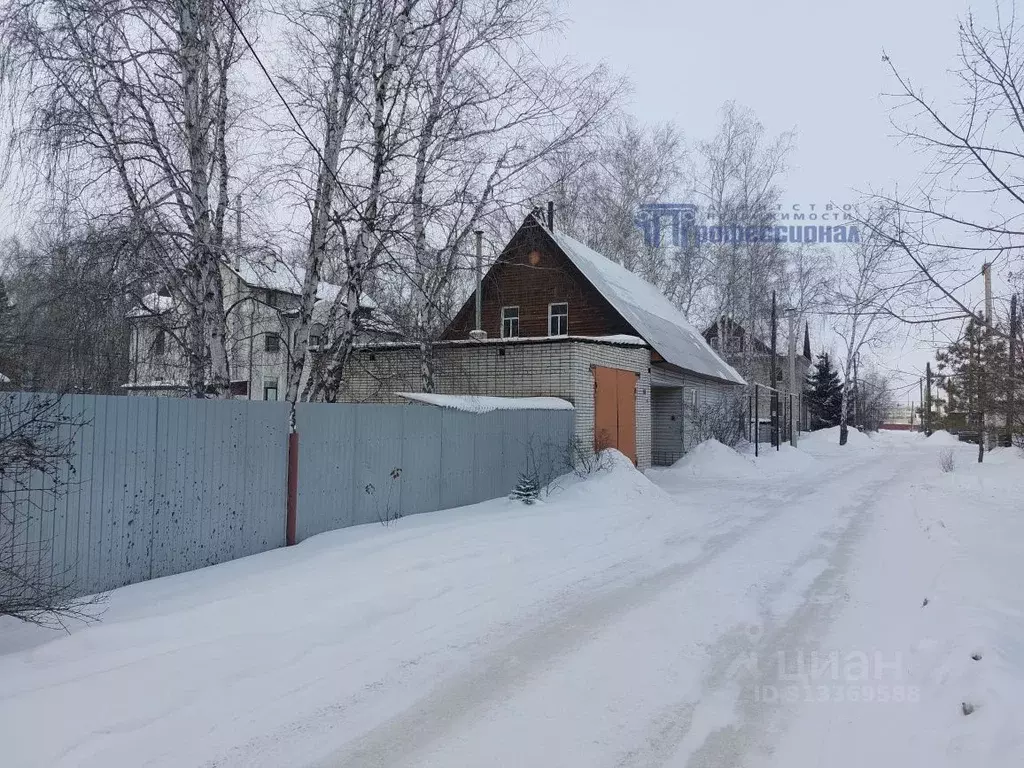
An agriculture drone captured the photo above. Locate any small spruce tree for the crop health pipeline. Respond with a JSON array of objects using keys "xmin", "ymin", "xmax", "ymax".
[
  {"xmin": 510, "ymin": 471, "xmax": 540, "ymax": 504},
  {"xmin": 805, "ymin": 352, "xmax": 844, "ymax": 430}
]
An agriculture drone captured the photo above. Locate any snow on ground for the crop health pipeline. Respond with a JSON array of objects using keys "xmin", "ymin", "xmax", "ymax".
[
  {"xmin": 0, "ymin": 431, "xmax": 1021, "ymax": 767},
  {"xmin": 765, "ymin": 436, "xmax": 1024, "ymax": 768}
]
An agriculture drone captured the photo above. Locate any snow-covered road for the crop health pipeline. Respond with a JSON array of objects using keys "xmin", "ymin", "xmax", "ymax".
[{"xmin": 1, "ymin": 429, "xmax": 1020, "ymax": 767}]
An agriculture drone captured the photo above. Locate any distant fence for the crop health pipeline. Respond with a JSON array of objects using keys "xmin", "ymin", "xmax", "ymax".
[{"xmin": 0, "ymin": 393, "xmax": 573, "ymax": 597}]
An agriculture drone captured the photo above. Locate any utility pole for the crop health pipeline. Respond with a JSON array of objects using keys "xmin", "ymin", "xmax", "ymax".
[
  {"xmin": 770, "ymin": 291, "xmax": 778, "ymax": 450},
  {"xmin": 921, "ymin": 376, "xmax": 929, "ymax": 434},
  {"xmin": 1010, "ymin": 294, "xmax": 1018, "ymax": 442},
  {"xmin": 787, "ymin": 308, "xmax": 797, "ymax": 446},
  {"xmin": 925, "ymin": 362, "xmax": 933, "ymax": 436}
]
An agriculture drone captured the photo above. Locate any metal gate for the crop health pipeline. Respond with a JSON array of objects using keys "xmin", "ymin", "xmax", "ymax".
[{"xmin": 593, "ymin": 366, "xmax": 638, "ymax": 464}]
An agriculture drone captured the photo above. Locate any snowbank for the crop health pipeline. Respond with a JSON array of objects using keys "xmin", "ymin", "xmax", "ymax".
[
  {"xmin": 740, "ymin": 440, "xmax": 819, "ymax": 474},
  {"xmin": 799, "ymin": 425, "xmax": 875, "ymax": 455},
  {"xmin": 669, "ymin": 439, "xmax": 759, "ymax": 479},
  {"xmin": 926, "ymin": 429, "xmax": 962, "ymax": 446},
  {"xmin": 557, "ymin": 448, "xmax": 673, "ymax": 506}
]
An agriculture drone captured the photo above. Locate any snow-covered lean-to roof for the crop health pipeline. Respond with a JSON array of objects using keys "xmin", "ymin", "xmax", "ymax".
[
  {"xmin": 397, "ymin": 393, "xmax": 574, "ymax": 413},
  {"xmin": 543, "ymin": 223, "xmax": 745, "ymax": 386}
]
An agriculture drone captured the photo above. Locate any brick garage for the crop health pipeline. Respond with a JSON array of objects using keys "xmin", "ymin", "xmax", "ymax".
[{"xmin": 340, "ymin": 336, "xmax": 653, "ymax": 470}]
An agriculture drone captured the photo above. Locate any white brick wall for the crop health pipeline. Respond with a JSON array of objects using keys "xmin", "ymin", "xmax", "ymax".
[{"xmin": 341, "ymin": 338, "xmax": 653, "ymax": 471}]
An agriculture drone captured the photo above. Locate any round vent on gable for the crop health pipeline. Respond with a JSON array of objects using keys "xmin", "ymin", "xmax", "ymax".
[{"xmin": 528, "ymin": 250, "xmax": 542, "ymax": 266}]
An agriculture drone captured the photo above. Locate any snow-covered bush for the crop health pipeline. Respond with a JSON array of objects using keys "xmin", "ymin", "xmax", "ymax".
[
  {"xmin": 939, "ymin": 449, "xmax": 955, "ymax": 473},
  {"xmin": 687, "ymin": 395, "xmax": 747, "ymax": 447},
  {"xmin": 566, "ymin": 434, "xmax": 613, "ymax": 478}
]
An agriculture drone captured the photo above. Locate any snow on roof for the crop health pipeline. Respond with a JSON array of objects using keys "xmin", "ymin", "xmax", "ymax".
[
  {"xmin": 128, "ymin": 292, "xmax": 176, "ymax": 318},
  {"xmin": 397, "ymin": 392, "xmax": 574, "ymax": 413},
  {"xmin": 121, "ymin": 380, "xmax": 187, "ymax": 389},
  {"xmin": 354, "ymin": 334, "xmax": 647, "ymax": 351},
  {"xmin": 543, "ymin": 223, "xmax": 745, "ymax": 385},
  {"xmin": 0, "ymin": 373, "xmax": 10, "ymax": 383},
  {"xmin": 227, "ymin": 256, "xmax": 376, "ymax": 309}
]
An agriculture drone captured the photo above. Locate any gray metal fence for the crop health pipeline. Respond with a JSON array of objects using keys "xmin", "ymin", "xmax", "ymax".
[
  {"xmin": 1, "ymin": 393, "xmax": 574, "ymax": 596},
  {"xmin": 294, "ymin": 403, "xmax": 574, "ymax": 540},
  {"xmin": 1, "ymin": 393, "xmax": 290, "ymax": 596}
]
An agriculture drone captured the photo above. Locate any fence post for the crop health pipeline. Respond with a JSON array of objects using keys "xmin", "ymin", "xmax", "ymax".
[
  {"xmin": 790, "ymin": 393, "xmax": 797, "ymax": 447},
  {"xmin": 747, "ymin": 392, "xmax": 752, "ymax": 441},
  {"xmin": 286, "ymin": 431, "xmax": 299, "ymax": 546},
  {"xmin": 754, "ymin": 384, "xmax": 759, "ymax": 457}
]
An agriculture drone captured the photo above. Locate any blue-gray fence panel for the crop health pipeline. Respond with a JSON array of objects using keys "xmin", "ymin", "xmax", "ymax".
[
  {"xmin": 0, "ymin": 393, "xmax": 289, "ymax": 597},
  {"xmin": 295, "ymin": 403, "xmax": 574, "ymax": 542},
  {"xmin": 2, "ymin": 394, "xmax": 572, "ymax": 599}
]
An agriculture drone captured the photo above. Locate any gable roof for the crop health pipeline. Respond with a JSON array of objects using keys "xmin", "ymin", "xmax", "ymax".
[
  {"xmin": 226, "ymin": 255, "xmax": 377, "ymax": 309},
  {"xmin": 534, "ymin": 218, "xmax": 744, "ymax": 385}
]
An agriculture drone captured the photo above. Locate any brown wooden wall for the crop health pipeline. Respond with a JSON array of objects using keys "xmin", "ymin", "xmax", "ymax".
[{"xmin": 443, "ymin": 219, "xmax": 637, "ymax": 341}]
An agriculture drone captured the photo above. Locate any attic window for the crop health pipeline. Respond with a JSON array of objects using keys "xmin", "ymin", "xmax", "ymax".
[
  {"xmin": 309, "ymin": 324, "xmax": 325, "ymax": 348},
  {"xmin": 501, "ymin": 306, "xmax": 519, "ymax": 338},
  {"xmin": 153, "ymin": 329, "xmax": 166, "ymax": 356},
  {"xmin": 264, "ymin": 333, "xmax": 281, "ymax": 353},
  {"xmin": 265, "ymin": 290, "xmax": 278, "ymax": 307},
  {"xmin": 548, "ymin": 303, "xmax": 568, "ymax": 336}
]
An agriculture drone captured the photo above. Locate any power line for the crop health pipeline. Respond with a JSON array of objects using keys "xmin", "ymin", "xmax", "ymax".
[{"xmin": 215, "ymin": 0, "xmax": 460, "ymax": 324}]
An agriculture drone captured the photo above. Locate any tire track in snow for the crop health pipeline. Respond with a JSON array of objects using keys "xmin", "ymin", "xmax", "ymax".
[
  {"xmin": 628, "ymin": 450, "xmax": 921, "ymax": 767},
  {"xmin": 314, "ymin": 453, "xmax": 896, "ymax": 768}
]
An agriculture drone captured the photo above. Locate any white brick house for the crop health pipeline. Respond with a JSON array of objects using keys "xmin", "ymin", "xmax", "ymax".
[{"xmin": 124, "ymin": 255, "xmax": 395, "ymax": 399}]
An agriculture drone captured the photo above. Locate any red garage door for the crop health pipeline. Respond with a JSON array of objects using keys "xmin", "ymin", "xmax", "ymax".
[{"xmin": 593, "ymin": 366, "xmax": 638, "ymax": 465}]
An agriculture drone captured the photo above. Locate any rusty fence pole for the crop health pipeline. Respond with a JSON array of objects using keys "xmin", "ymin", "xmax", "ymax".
[{"xmin": 286, "ymin": 431, "xmax": 299, "ymax": 546}]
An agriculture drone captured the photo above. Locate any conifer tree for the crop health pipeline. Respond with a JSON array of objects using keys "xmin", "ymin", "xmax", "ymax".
[{"xmin": 805, "ymin": 352, "xmax": 844, "ymax": 430}]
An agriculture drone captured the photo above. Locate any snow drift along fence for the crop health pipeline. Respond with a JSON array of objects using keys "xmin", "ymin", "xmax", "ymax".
[{"xmin": 1, "ymin": 393, "xmax": 574, "ymax": 596}]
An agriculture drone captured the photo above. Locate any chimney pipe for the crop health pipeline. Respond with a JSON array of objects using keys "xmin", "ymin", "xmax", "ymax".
[
  {"xmin": 547, "ymin": 200, "xmax": 554, "ymax": 230},
  {"xmin": 474, "ymin": 230, "xmax": 483, "ymax": 334}
]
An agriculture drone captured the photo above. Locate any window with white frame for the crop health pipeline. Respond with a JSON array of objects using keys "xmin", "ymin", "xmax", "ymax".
[
  {"xmin": 263, "ymin": 381, "xmax": 279, "ymax": 401},
  {"xmin": 501, "ymin": 306, "xmax": 519, "ymax": 338},
  {"xmin": 548, "ymin": 302, "xmax": 568, "ymax": 336}
]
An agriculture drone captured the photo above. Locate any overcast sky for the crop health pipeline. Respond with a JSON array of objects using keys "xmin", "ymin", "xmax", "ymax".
[{"xmin": 552, "ymin": 0, "xmax": 987, "ymax": 399}]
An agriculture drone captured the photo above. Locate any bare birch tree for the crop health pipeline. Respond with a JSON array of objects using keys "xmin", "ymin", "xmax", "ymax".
[
  {"xmin": 279, "ymin": 0, "xmax": 622, "ymax": 401},
  {"xmin": 695, "ymin": 103, "xmax": 793, "ymax": 373},
  {"xmin": 832, "ymin": 209, "xmax": 916, "ymax": 445},
  {"xmin": 1, "ymin": 0, "xmax": 254, "ymax": 397}
]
